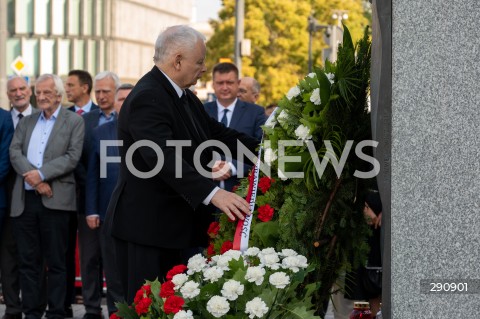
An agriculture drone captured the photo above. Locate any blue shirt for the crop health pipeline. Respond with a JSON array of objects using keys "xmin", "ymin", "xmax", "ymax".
[
  {"xmin": 25, "ymin": 106, "xmax": 61, "ymax": 190},
  {"xmin": 98, "ymin": 110, "xmax": 116, "ymax": 127}
]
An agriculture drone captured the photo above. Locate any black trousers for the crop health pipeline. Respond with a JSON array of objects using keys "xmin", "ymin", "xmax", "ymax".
[
  {"xmin": 13, "ymin": 191, "xmax": 70, "ymax": 319},
  {"xmin": 114, "ymin": 238, "xmax": 183, "ymax": 303}
]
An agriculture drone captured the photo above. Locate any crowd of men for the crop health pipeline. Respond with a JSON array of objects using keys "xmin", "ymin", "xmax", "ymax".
[{"xmin": 0, "ymin": 24, "xmax": 270, "ymax": 319}]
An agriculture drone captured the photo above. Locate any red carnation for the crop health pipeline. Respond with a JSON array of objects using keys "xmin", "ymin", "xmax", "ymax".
[
  {"xmin": 207, "ymin": 242, "xmax": 216, "ymax": 256},
  {"xmin": 109, "ymin": 313, "xmax": 121, "ymax": 319},
  {"xmin": 232, "ymin": 184, "xmax": 239, "ymax": 192},
  {"xmin": 220, "ymin": 240, "xmax": 233, "ymax": 254},
  {"xmin": 207, "ymin": 222, "xmax": 220, "ymax": 238},
  {"xmin": 134, "ymin": 297, "xmax": 152, "ymax": 315},
  {"xmin": 166, "ymin": 264, "xmax": 188, "ymax": 280},
  {"xmin": 159, "ymin": 280, "xmax": 175, "ymax": 298},
  {"xmin": 258, "ymin": 176, "xmax": 274, "ymax": 194},
  {"xmin": 141, "ymin": 284, "xmax": 151, "ymax": 296},
  {"xmin": 133, "ymin": 288, "xmax": 144, "ymax": 304},
  {"xmin": 257, "ymin": 204, "xmax": 274, "ymax": 222},
  {"xmin": 163, "ymin": 295, "xmax": 185, "ymax": 314}
]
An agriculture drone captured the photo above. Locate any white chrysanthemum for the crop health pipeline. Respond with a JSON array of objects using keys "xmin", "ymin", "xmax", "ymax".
[
  {"xmin": 245, "ymin": 266, "xmax": 266, "ymax": 285},
  {"xmin": 180, "ymin": 281, "xmax": 200, "ymax": 299},
  {"xmin": 203, "ymin": 266, "xmax": 224, "ymax": 283},
  {"xmin": 216, "ymin": 255, "xmax": 233, "ymax": 271},
  {"xmin": 269, "ymin": 272, "xmax": 290, "ymax": 289},
  {"xmin": 286, "ymin": 86, "xmax": 301, "ymax": 100},
  {"xmin": 263, "ymin": 148, "xmax": 277, "ymax": 166},
  {"xmin": 307, "ymin": 72, "xmax": 316, "ymax": 78},
  {"xmin": 280, "ymin": 249, "xmax": 298, "ymax": 257},
  {"xmin": 221, "ymin": 280, "xmax": 245, "ymax": 301},
  {"xmin": 244, "ymin": 247, "xmax": 260, "ymax": 257},
  {"xmin": 206, "ymin": 296, "xmax": 230, "ymax": 318},
  {"xmin": 310, "ymin": 88, "xmax": 321, "ymax": 105},
  {"xmin": 260, "ymin": 253, "xmax": 280, "ymax": 270},
  {"xmin": 282, "ymin": 255, "xmax": 309, "ymax": 273},
  {"xmin": 277, "ymin": 110, "xmax": 289, "ymax": 125},
  {"xmin": 326, "ymin": 72, "xmax": 335, "ymax": 84},
  {"xmin": 172, "ymin": 273, "xmax": 189, "ymax": 290},
  {"xmin": 187, "ymin": 254, "xmax": 207, "ymax": 275},
  {"xmin": 295, "ymin": 124, "xmax": 312, "ymax": 140},
  {"xmin": 222, "ymin": 250, "xmax": 242, "ymax": 260},
  {"xmin": 173, "ymin": 310, "xmax": 194, "ymax": 319},
  {"xmin": 260, "ymin": 248, "xmax": 276, "ymax": 255},
  {"xmin": 245, "ymin": 297, "xmax": 269, "ymax": 319}
]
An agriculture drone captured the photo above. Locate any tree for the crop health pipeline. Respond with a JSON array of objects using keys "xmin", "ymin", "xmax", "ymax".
[{"xmin": 205, "ymin": 0, "xmax": 371, "ymax": 107}]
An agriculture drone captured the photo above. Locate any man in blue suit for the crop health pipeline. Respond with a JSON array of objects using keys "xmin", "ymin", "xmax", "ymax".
[
  {"xmin": 204, "ymin": 63, "xmax": 266, "ymax": 192},
  {"xmin": 84, "ymin": 83, "xmax": 132, "ymax": 316}
]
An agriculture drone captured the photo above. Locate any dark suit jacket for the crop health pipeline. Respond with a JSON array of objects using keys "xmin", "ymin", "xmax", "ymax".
[
  {"xmin": 0, "ymin": 109, "xmax": 14, "ymax": 209},
  {"xmin": 9, "ymin": 107, "xmax": 85, "ymax": 216},
  {"xmin": 85, "ymin": 120, "xmax": 119, "ymax": 221},
  {"xmin": 106, "ymin": 66, "xmax": 259, "ymax": 249},
  {"xmin": 204, "ymin": 100, "xmax": 266, "ymax": 191}
]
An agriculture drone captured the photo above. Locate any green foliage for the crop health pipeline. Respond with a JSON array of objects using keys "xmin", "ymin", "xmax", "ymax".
[{"xmin": 205, "ymin": 0, "xmax": 371, "ymax": 107}]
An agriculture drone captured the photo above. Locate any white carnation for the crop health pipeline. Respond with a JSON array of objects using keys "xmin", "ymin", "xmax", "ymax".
[
  {"xmin": 282, "ymin": 255, "xmax": 308, "ymax": 273},
  {"xmin": 206, "ymin": 296, "xmax": 230, "ymax": 318},
  {"xmin": 277, "ymin": 110, "xmax": 289, "ymax": 125},
  {"xmin": 245, "ymin": 297, "xmax": 269, "ymax": 319},
  {"xmin": 263, "ymin": 148, "xmax": 277, "ymax": 166},
  {"xmin": 217, "ymin": 255, "xmax": 236, "ymax": 271},
  {"xmin": 203, "ymin": 266, "xmax": 224, "ymax": 283},
  {"xmin": 245, "ymin": 266, "xmax": 266, "ymax": 285},
  {"xmin": 173, "ymin": 310, "xmax": 194, "ymax": 319},
  {"xmin": 222, "ymin": 249, "xmax": 242, "ymax": 260},
  {"xmin": 180, "ymin": 281, "xmax": 200, "ymax": 299},
  {"xmin": 295, "ymin": 124, "xmax": 312, "ymax": 140},
  {"xmin": 172, "ymin": 273, "xmax": 189, "ymax": 290},
  {"xmin": 187, "ymin": 254, "xmax": 207, "ymax": 275},
  {"xmin": 221, "ymin": 280, "xmax": 245, "ymax": 301},
  {"xmin": 244, "ymin": 247, "xmax": 260, "ymax": 257},
  {"xmin": 309, "ymin": 88, "xmax": 321, "ymax": 105},
  {"xmin": 326, "ymin": 72, "xmax": 335, "ymax": 84},
  {"xmin": 307, "ymin": 72, "xmax": 316, "ymax": 78},
  {"xmin": 269, "ymin": 272, "xmax": 290, "ymax": 289},
  {"xmin": 260, "ymin": 253, "xmax": 280, "ymax": 270},
  {"xmin": 286, "ymin": 86, "xmax": 301, "ymax": 100},
  {"xmin": 260, "ymin": 248, "xmax": 276, "ymax": 255},
  {"xmin": 280, "ymin": 248, "xmax": 298, "ymax": 257}
]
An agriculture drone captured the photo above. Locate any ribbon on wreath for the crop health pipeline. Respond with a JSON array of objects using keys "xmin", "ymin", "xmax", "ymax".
[{"xmin": 232, "ymin": 145, "xmax": 263, "ymax": 251}]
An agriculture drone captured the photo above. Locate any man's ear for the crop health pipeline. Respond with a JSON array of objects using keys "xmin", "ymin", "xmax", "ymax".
[{"xmin": 174, "ymin": 54, "xmax": 182, "ymax": 70}]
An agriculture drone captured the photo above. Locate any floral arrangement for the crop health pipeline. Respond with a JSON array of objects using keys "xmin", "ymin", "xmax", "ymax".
[
  {"xmin": 209, "ymin": 25, "xmax": 374, "ymax": 312},
  {"xmin": 114, "ymin": 248, "xmax": 321, "ymax": 319}
]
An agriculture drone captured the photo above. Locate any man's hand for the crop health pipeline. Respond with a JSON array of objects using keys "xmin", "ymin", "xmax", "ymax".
[
  {"xmin": 212, "ymin": 160, "xmax": 232, "ymax": 181},
  {"xmin": 35, "ymin": 182, "xmax": 52, "ymax": 198},
  {"xmin": 23, "ymin": 170, "xmax": 43, "ymax": 187},
  {"xmin": 210, "ymin": 188, "xmax": 251, "ymax": 221},
  {"xmin": 86, "ymin": 216, "xmax": 100, "ymax": 229}
]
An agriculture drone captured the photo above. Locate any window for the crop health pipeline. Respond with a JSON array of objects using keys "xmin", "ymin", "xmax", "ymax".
[
  {"xmin": 51, "ymin": 0, "xmax": 66, "ymax": 35},
  {"xmin": 15, "ymin": 0, "xmax": 34, "ymax": 34}
]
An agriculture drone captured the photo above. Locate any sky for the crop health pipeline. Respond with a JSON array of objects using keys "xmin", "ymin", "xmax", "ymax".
[{"xmin": 195, "ymin": 0, "xmax": 222, "ymax": 22}]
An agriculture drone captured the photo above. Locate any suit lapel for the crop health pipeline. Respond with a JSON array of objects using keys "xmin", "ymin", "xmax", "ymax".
[
  {"xmin": 23, "ymin": 112, "xmax": 41, "ymax": 154},
  {"xmin": 229, "ymin": 100, "xmax": 246, "ymax": 129}
]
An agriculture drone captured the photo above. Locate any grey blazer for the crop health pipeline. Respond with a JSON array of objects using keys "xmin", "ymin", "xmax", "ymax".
[{"xmin": 9, "ymin": 106, "xmax": 85, "ymax": 216}]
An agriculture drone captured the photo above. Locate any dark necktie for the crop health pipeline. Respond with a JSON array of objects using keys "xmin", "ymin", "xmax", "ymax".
[
  {"xmin": 220, "ymin": 109, "xmax": 229, "ymax": 127},
  {"xmin": 76, "ymin": 109, "xmax": 84, "ymax": 115},
  {"xmin": 18, "ymin": 113, "xmax": 24, "ymax": 120}
]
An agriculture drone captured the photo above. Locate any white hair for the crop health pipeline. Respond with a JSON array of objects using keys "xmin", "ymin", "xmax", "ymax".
[
  {"xmin": 153, "ymin": 25, "xmax": 206, "ymax": 64},
  {"xmin": 36, "ymin": 74, "xmax": 65, "ymax": 97},
  {"xmin": 94, "ymin": 71, "xmax": 121, "ymax": 90}
]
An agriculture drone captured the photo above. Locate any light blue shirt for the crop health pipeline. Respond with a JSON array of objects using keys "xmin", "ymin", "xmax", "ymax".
[
  {"xmin": 98, "ymin": 110, "xmax": 116, "ymax": 127},
  {"xmin": 25, "ymin": 105, "xmax": 61, "ymax": 190}
]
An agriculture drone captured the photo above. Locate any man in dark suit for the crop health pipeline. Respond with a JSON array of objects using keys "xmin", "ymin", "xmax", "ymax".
[
  {"xmin": 106, "ymin": 25, "xmax": 259, "ymax": 303},
  {"xmin": 64, "ymin": 69, "xmax": 98, "ymax": 317},
  {"xmin": 1, "ymin": 76, "xmax": 40, "ymax": 319},
  {"xmin": 9, "ymin": 74, "xmax": 84, "ymax": 319},
  {"xmin": 83, "ymin": 83, "xmax": 132, "ymax": 317},
  {"xmin": 78, "ymin": 71, "xmax": 119, "ymax": 319},
  {"xmin": 0, "ymin": 108, "xmax": 14, "ymax": 238},
  {"xmin": 204, "ymin": 63, "xmax": 266, "ymax": 191}
]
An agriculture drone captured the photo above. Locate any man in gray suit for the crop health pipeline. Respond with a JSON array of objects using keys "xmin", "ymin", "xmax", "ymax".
[{"xmin": 9, "ymin": 74, "xmax": 84, "ymax": 319}]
